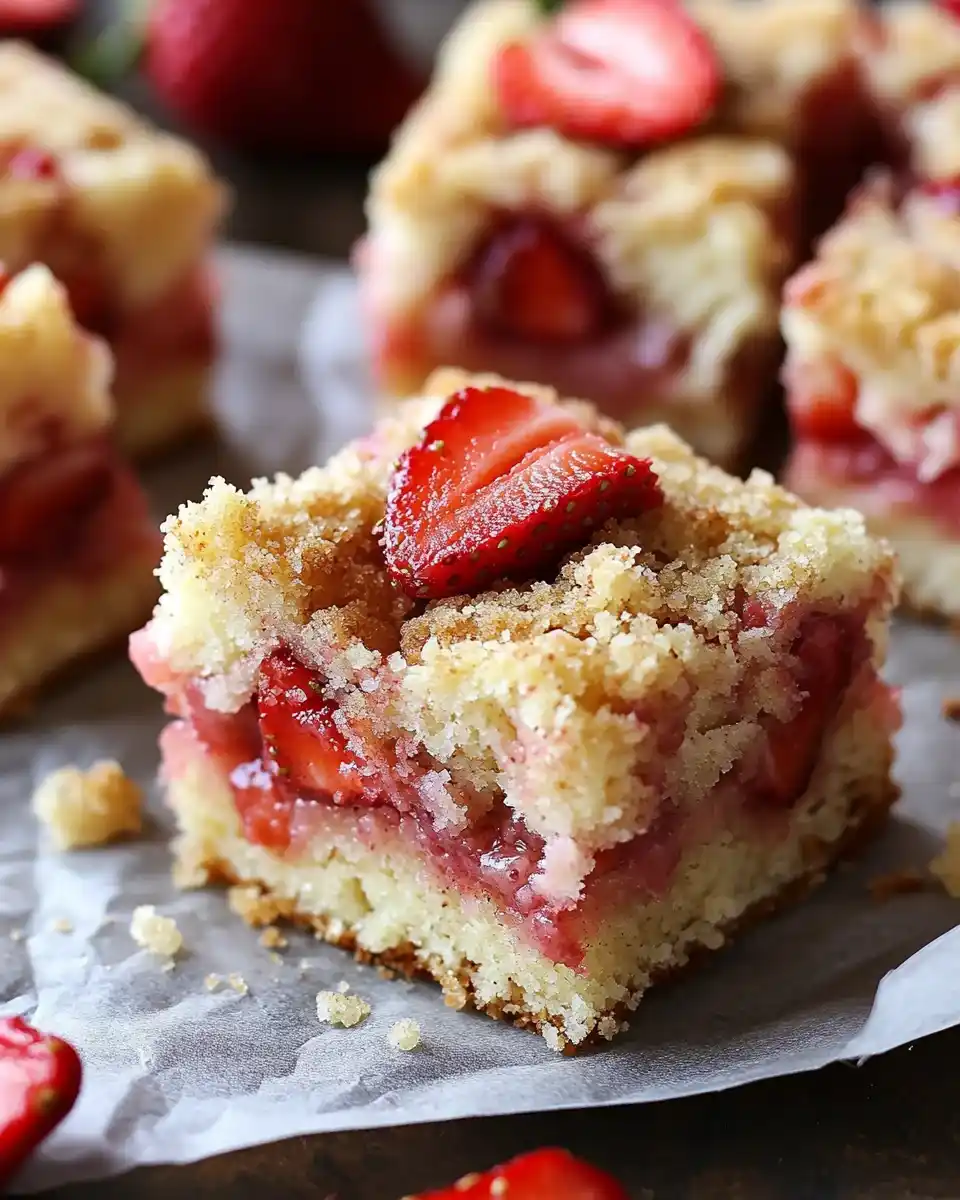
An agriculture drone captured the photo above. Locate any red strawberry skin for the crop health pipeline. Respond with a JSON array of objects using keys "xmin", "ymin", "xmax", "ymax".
[
  {"xmin": 412, "ymin": 1147, "xmax": 629, "ymax": 1200},
  {"xmin": 494, "ymin": 0, "xmax": 720, "ymax": 148},
  {"xmin": 383, "ymin": 385, "xmax": 663, "ymax": 600},
  {"xmin": 0, "ymin": 1017, "xmax": 82, "ymax": 1187},
  {"xmin": 0, "ymin": 0, "xmax": 76, "ymax": 36},
  {"xmin": 145, "ymin": 0, "xmax": 422, "ymax": 154},
  {"xmin": 470, "ymin": 217, "xmax": 613, "ymax": 343},
  {"xmin": 937, "ymin": 1, "xmax": 960, "ymax": 21}
]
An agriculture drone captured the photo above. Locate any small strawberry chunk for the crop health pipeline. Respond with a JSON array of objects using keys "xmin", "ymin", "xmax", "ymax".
[
  {"xmin": 412, "ymin": 1148, "xmax": 629, "ymax": 1200},
  {"xmin": 493, "ymin": 0, "xmax": 720, "ymax": 148},
  {"xmin": 383, "ymin": 385, "xmax": 663, "ymax": 599},
  {"xmin": 786, "ymin": 358, "xmax": 862, "ymax": 444},
  {"xmin": 6, "ymin": 146, "xmax": 58, "ymax": 181},
  {"xmin": 0, "ymin": 0, "xmax": 76, "ymax": 34},
  {"xmin": 257, "ymin": 650, "xmax": 363, "ymax": 800},
  {"xmin": 919, "ymin": 175, "xmax": 960, "ymax": 217},
  {"xmin": 469, "ymin": 217, "xmax": 612, "ymax": 343}
]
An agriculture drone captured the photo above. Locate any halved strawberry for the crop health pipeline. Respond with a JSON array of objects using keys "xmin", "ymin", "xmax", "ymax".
[
  {"xmin": 755, "ymin": 618, "xmax": 855, "ymax": 807},
  {"xmin": 383, "ymin": 385, "xmax": 663, "ymax": 600},
  {"xmin": 412, "ymin": 1147, "xmax": 629, "ymax": 1200},
  {"xmin": 256, "ymin": 650, "xmax": 363, "ymax": 800},
  {"xmin": 493, "ymin": 0, "xmax": 720, "ymax": 148},
  {"xmin": 787, "ymin": 359, "xmax": 861, "ymax": 444},
  {"xmin": 470, "ymin": 218, "xmax": 611, "ymax": 343},
  {"xmin": 0, "ymin": 442, "xmax": 114, "ymax": 562}
]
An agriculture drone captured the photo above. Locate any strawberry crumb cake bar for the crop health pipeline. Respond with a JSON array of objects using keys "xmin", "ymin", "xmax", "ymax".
[
  {"xmin": 0, "ymin": 265, "xmax": 159, "ymax": 715},
  {"xmin": 132, "ymin": 369, "xmax": 900, "ymax": 1049},
  {"xmin": 782, "ymin": 175, "xmax": 960, "ymax": 622},
  {"xmin": 0, "ymin": 42, "xmax": 225, "ymax": 458},
  {"xmin": 359, "ymin": 0, "xmax": 873, "ymax": 467}
]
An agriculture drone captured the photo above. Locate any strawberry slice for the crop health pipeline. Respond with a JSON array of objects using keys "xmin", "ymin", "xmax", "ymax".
[
  {"xmin": 0, "ymin": 442, "xmax": 114, "ymax": 563},
  {"xmin": 493, "ymin": 0, "xmax": 720, "ymax": 148},
  {"xmin": 755, "ymin": 618, "xmax": 855, "ymax": 807},
  {"xmin": 256, "ymin": 650, "xmax": 363, "ymax": 800},
  {"xmin": 470, "ymin": 218, "xmax": 612, "ymax": 343},
  {"xmin": 412, "ymin": 1148, "xmax": 629, "ymax": 1200},
  {"xmin": 0, "ymin": 1016, "xmax": 82, "ymax": 1188},
  {"xmin": 383, "ymin": 385, "xmax": 663, "ymax": 600},
  {"xmin": 936, "ymin": 1, "xmax": 960, "ymax": 22},
  {"xmin": 787, "ymin": 359, "xmax": 861, "ymax": 444},
  {"xmin": 0, "ymin": 0, "xmax": 76, "ymax": 34}
]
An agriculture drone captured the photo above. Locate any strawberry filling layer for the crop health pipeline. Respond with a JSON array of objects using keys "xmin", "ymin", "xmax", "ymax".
[
  {"xmin": 0, "ymin": 436, "xmax": 157, "ymax": 626},
  {"xmin": 144, "ymin": 607, "xmax": 889, "ymax": 970}
]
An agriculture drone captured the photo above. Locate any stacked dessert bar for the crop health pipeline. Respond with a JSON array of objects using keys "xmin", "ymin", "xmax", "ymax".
[
  {"xmin": 0, "ymin": 42, "xmax": 225, "ymax": 458},
  {"xmin": 358, "ymin": 0, "xmax": 874, "ymax": 468}
]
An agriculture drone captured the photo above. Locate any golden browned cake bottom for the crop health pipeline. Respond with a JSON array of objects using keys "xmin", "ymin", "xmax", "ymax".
[
  {"xmin": 0, "ymin": 557, "xmax": 160, "ymax": 719},
  {"xmin": 169, "ymin": 697, "xmax": 898, "ymax": 1052},
  {"xmin": 114, "ymin": 362, "xmax": 214, "ymax": 460}
]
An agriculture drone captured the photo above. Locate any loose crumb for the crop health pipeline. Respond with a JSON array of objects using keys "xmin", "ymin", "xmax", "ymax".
[
  {"xmin": 32, "ymin": 761, "xmax": 142, "ymax": 851},
  {"xmin": 227, "ymin": 972, "xmax": 249, "ymax": 995},
  {"xmin": 336, "ymin": 979, "xmax": 350, "ymax": 994},
  {"xmin": 316, "ymin": 990, "xmax": 370, "ymax": 1028},
  {"xmin": 388, "ymin": 1018, "xmax": 421, "ymax": 1051},
  {"xmin": 50, "ymin": 917, "xmax": 74, "ymax": 933},
  {"xmin": 943, "ymin": 696, "xmax": 960, "ymax": 721},
  {"xmin": 931, "ymin": 824, "xmax": 960, "ymax": 898},
  {"xmin": 258, "ymin": 926, "xmax": 287, "ymax": 950},
  {"xmin": 204, "ymin": 973, "xmax": 223, "ymax": 992},
  {"xmin": 869, "ymin": 870, "xmax": 927, "ymax": 901},
  {"xmin": 377, "ymin": 965, "xmax": 397, "ymax": 981},
  {"xmin": 9, "ymin": 928, "xmax": 24, "ymax": 943},
  {"xmin": 129, "ymin": 905, "xmax": 183, "ymax": 958}
]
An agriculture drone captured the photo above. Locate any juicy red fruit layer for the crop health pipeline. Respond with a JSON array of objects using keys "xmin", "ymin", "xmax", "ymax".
[{"xmin": 382, "ymin": 384, "xmax": 663, "ymax": 599}]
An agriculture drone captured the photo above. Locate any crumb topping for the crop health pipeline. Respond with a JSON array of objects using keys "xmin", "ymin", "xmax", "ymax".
[
  {"xmin": 316, "ymin": 990, "xmax": 371, "ymax": 1028},
  {"xmin": 32, "ymin": 758, "xmax": 142, "ymax": 851},
  {"xmin": 906, "ymin": 82, "xmax": 960, "ymax": 183},
  {"xmin": 0, "ymin": 266, "xmax": 113, "ymax": 473},
  {"xmin": 0, "ymin": 42, "xmax": 224, "ymax": 307},
  {"xmin": 141, "ymin": 371, "xmax": 898, "ymax": 855},
  {"xmin": 859, "ymin": 1, "xmax": 960, "ymax": 111},
  {"xmin": 129, "ymin": 905, "xmax": 183, "ymax": 957},
  {"xmin": 784, "ymin": 177, "xmax": 960, "ymax": 409},
  {"xmin": 388, "ymin": 1018, "xmax": 422, "ymax": 1050}
]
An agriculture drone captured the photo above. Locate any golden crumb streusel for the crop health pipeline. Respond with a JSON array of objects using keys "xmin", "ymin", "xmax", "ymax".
[
  {"xmin": 141, "ymin": 370, "xmax": 898, "ymax": 866},
  {"xmin": 32, "ymin": 759, "xmax": 143, "ymax": 851}
]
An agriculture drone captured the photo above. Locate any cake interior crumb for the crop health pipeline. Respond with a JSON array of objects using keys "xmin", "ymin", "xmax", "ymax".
[
  {"xmin": 316, "ymin": 990, "xmax": 371, "ymax": 1028},
  {"xmin": 388, "ymin": 1018, "xmax": 422, "ymax": 1051},
  {"xmin": 129, "ymin": 905, "xmax": 183, "ymax": 958}
]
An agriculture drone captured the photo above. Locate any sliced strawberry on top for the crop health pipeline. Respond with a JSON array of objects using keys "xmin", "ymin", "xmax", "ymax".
[
  {"xmin": 257, "ymin": 650, "xmax": 364, "ymax": 800},
  {"xmin": 383, "ymin": 385, "xmax": 663, "ymax": 600},
  {"xmin": 469, "ymin": 217, "xmax": 612, "ymax": 343},
  {"xmin": 493, "ymin": 0, "xmax": 720, "ymax": 148},
  {"xmin": 412, "ymin": 1147, "xmax": 629, "ymax": 1200}
]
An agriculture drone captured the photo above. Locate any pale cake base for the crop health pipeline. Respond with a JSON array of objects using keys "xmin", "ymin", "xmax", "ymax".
[
  {"xmin": 114, "ymin": 362, "xmax": 213, "ymax": 460},
  {"xmin": 784, "ymin": 470, "xmax": 960, "ymax": 622},
  {"xmin": 0, "ymin": 556, "xmax": 159, "ymax": 718},
  {"xmin": 169, "ymin": 698, "xmax": 897, "ymax": 1051}
]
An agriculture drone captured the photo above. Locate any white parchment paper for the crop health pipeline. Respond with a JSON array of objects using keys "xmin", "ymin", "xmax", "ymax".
[{"xmin": 4, "ymin": 247, "xmax": 960, "ymax": 1192}]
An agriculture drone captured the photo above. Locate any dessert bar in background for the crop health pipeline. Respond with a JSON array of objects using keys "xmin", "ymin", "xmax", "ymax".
[
  {"xmin": 359, "ymin": 0, "xmax": 875, "ymax": 469},
  {"xmin": 0, "ymin": 265, "xmax": 159, "ymax": 716},
  {"xmin": 0, "ymin": 42, "xmax": 225, "ymax": 458},
  {"xmin": 131, "ymin": 370, "xmax": 900, "ymax": 1050},
  {"xmin": 782, "ymin": 174, "xmax": 960, "ymax": 623}
]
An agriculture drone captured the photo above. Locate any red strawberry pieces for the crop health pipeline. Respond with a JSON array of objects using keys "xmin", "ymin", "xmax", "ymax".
[
  {"xmin": 470, "ymin": 217, "xmax": 612, "ymax": 343},
  {"xmin": 937, "ymin": 1, "xmax": 960, "ymax": 22},
  {"xmin": 412, "ymin": 1148, "xmax": 629, "ymax": 1200},
  {"xmin": 787, "ymin": 358, "xmax": 862, "ymax": 444},
  {"xmin": 0, "ymin": 1016, "xmax": 82, "ymax": 1187},
  {"xmin": 257, "ymin": 650, "xmax": 363, "ymax": 801},
  {"xmin": 383, "ymin": 385, "xmax": 663, "ymax": 599},
  {"xmin": 0, "ymin": 0, "xmax": 76, "ymax": 36},
  {"xmin": 494, "ymin": 0, "xmax": 720, "ymax": 149}
]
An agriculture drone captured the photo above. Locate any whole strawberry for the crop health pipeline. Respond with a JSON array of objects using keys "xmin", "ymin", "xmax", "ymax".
[{"xmin": 144, "ymin": 0, "xmax": 423, "ymax": 154}]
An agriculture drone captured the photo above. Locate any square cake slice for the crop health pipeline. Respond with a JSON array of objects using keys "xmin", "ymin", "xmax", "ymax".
[
  {"xmin": 360, "ymin": 0, "xmax": 811, "ymax": 469},
  {"xmin": 0, "ymin": 265, "xmax": 160, "ymax": 716},
  {"xmin": 0, "ymin": 42, "xmax": 226, "ymax": 458},
  {"xmin": 782, "ymin": 175, "xmax": 960, "ymax": 622},
  {"xmin": 132, "ymin": 369, "xmax": 900, "ymax": 1050}
]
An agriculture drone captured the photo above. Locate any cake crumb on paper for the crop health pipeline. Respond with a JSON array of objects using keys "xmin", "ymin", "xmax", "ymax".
[
  {"xmin": 316, "ymin": 990, "xmax": 370, "ymax": 1028},
  {"xmin": 228, "ymin": 972, "xmax": 249, "ymax": 995},
  {"xmin": 388, "ymin": 1018, "xmax": 421, "ymax": 1051},
  {"xmin": 336, "ymin": 980, "xmax": 350, "ymax": 994},
  {"xmin": 204, "ymin": 973, "xmax": 223, "ymax": 993},
  {"xmin": 129, "ymin": 905, "xmax": 183, "ymax": 958},
  {"xmin": 931, "ymin": 824, "xmax": 960, "ymax": 898},
  {"xmin": 869, "ymin": 870, "xmax": 927, "ymax": 902},
  {"xmin": 9, "ymin": 928, "xmax": 24, "ymax": 943},
  {"xmin": 943, "ymin": 696, "xmax": 960, "ymax": 722},
  {"xmin": 50, "ymin": 917, "xmax": 74, "ymax": 933},
  {"xmin": 258, "ymin": 926, "xmax": 287, "ymax": 950},
  {"xmin": 32, "ymin": 761, "xmax": 142, "ymax": 851}
]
